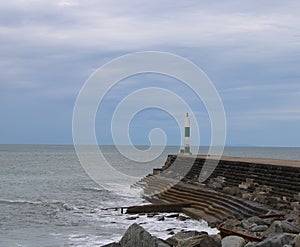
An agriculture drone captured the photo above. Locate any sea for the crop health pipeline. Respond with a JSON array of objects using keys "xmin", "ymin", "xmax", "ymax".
[{"xmin": 0, "ymin": 144, "xmax": 300, "ymax": 247}]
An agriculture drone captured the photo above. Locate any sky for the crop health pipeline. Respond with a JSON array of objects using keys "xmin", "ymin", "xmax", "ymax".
[{"xmin": 0, "ymin": 0, "xmax": 300, "ymax": 147}]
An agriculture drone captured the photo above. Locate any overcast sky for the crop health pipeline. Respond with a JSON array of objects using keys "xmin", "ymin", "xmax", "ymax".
[{"xmin": 1, "ymin": 0, "xmax": 300, "ymax": 146}]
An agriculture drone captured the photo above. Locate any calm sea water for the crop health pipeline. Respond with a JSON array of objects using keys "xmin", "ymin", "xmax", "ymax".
[{"xmin": 0, "ymin": 145, "xmax": 299, "ymax": 247}]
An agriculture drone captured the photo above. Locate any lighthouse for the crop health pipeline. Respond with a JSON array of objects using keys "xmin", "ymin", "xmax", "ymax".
[{"xmin": 184, "ymin": 112, "xmax": 191, "ymax": 154}]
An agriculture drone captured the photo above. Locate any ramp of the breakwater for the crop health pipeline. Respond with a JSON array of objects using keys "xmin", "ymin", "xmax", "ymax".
[{"xmin": 135, "ymin": 155, "xmax": 300, "ymax": 226}]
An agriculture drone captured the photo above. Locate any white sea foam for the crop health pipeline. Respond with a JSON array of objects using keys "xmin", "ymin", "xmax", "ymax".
[{"xmin": 95, "ymin": 209, "xmax": 218, "ymax": 245}]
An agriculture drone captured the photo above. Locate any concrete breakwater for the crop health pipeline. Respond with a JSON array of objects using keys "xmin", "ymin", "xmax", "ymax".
[
  {"xmin": 130, "ymin": 154, "xmax": 300, "ymax": 246},
  {"xmin": 103, "ymin": 155, "xmax": 300, "ymax": 247},
  {"xmin": 136, "ymin": 155, "xmax": 300, "ymax": 225}
]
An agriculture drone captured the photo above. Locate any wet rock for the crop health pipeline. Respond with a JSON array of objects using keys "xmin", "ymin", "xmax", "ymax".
[
  {"xmin": 250, "ymin": 224, "xmax": 269, "ymax": 232},
  {"xmin": 176, "ymin": 215, "xmax": 189, "ymax": 221},
  {"xmin": 248, "ymin": 216, "xmax": 267, "ymax": 226},
  {"xmin": 293, "ymin": 233, "xmax": 300, "ymax": 247},
  {"xmin": 241, "ymin": 219, "xmax": 251, "ymax": 230},
  {"xmin": 210, "ymin": 234, "xmax": 222, "ymax": 241},
  {"xmin": 166, "ymin": 228, "xmax": 175, "ymax": 232},
  {"xmin": 223, "ymin": 219, "xmax": 242, "ymax": 229},
  {"xmin": 262, "ymin": 219, "xmax": 299, "ymax": 236},
  {"xmin": 147, "ymin": 212, "xmax": 158, "ymax": 217},
  {"xmin": 157, "ymin": 215, "xmax": 165, "ymax": 221},
  {"xmin": 166, "ymin": 213, "xmax": 179, "ymax": 218},
  {"xmin": 166, "ymin": 230, "xmax": 207, "ymax": 247},
  {"xmin": 256, "ymin": 233, "xmax": 294, "ymax": 247},
  {"xmin": 281, "ymin": 221, "xmax": 300, "ymax": 234},
  {"xmin": 262, "ymin": 221, "xmax": 283, "ymax": 238},
  {"xmin": 126, "ymin": 216, "xmax": 139, "ymax": 220},
  {"xmin": 221, "ymin": 235, "xmax": 246, "ymax": 247},
  {"xmin": 261, "ymin": 218, "xmax": 277, "ymax": 226},
  {"xmin": 119, "ymin": 223, "xmax": 170, "ymax": 247},
  {"xmin": 198, "ymin": 236, "xmax": 221, "ymax": 247}
]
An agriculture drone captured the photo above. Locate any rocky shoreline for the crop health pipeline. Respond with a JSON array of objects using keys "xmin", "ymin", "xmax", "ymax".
[
  {"xmin": 102, "ymin": 155, "xmax": 300, "ymax": 246},
  {"xmin": 102, "ymin": 209, "xmax": 300, "ymax": 247}
]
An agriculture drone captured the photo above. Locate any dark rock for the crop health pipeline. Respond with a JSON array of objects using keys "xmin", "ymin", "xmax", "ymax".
[
  {"xmin": 166, "ymin": 230, "xmax": 208, "ymax": 247},
  {"xmin": 157, "ymin": 216, "xmax": 165, "ymax": 221},
  {"xmin": 241, "ymin": 219, "xmax": 251, "ymax": 230},
  {"xmin": 221, "ymin": 235, "xmax": 246, "ymax": 247},
  {"xmin": 263, "ymin": 220, "xmax": 300, "ymax": 237},
  {"xmin": 250, "ymin": 224, "xmax": 269, "ymax": 232},
  {"xmin": 256, "ymin": 233, "xmax": 294, "ymax": 247},
  {"xmin": 262, "ymin": 221, "xmax": 283, "ymax": 238},
  {"xmin": 119, "ymin": 223, "xmax": 170, "ymax": 247},
  {"xmin": 166, "ymin": 228, "xmax": 175, "ymax": 231},
  {"xmin": 281, "ymin": 221, "xmax": 300, "ymax": 234},
  {"xmin": 198, "ymin": 236, "xmax": 221, "ymax": 247},
  {"xmin": 166, "ymin": 213, "xmax": 179, "ymax": 218},
  {"xmin": 125, "ymin": 216, "xmax": 139, "ymax": 220},
  {"xmin": 223, "ymin": 219, "xmax": 242, "ymax": 229},
  {"xmin": 147, "ymin": 213, "xmax": 158, "ymax": 217},
  {"xmin": 248, "ymin": 216, "xmax": 266, "ymax": 226},
  {"xmin": 176, "ymin": 215, "xmax": 189, "ymax": 221},
  {"xmin": 261, "ymin": 218, "xmax": 277, "ymax": 226}
]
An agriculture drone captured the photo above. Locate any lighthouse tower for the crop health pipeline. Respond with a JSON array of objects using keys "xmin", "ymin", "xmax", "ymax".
[{"xmin": 184, "ymin": 112, "xmax": 191, "ymax": 154}]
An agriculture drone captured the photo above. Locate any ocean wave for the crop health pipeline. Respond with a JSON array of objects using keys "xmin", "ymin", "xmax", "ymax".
[
  {"xmin": 81, "ymin": 187, "xmax": 105, "ymax": 192},
  {"xmin": 0, "ymin": 199, "xmax": 42, "ymax": 205},
  {"xmin": 0, "ymin": 199, "xmax": 77, "ymax": 211}
]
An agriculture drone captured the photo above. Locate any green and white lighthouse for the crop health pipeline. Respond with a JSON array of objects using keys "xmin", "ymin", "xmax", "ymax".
[{"xmin": 184, "ymin": 112, "xmax": 190, "ymax": 154}]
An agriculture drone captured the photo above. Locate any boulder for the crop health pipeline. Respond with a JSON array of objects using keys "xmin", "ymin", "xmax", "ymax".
[
  {"xmin": 293, "ymin": 233, "xmax": 300, "ymax": 247},
  {"xmin": 119, "ymin": 223, "xmax": 170, "ymax": 247},
  {"xmin": 281, "ymin": 221, "xmax": 300, "ymax": 234},
  {"xmin": 223, "ymin": 219, "xmax": 242, "ymax": 229},
  {"xmin": 250, "ymin": 224, "xmax": 269, "ymax": 232},
  {"xmin": 198, "ymin": 236, "xmax": 221, "ymax": 247},
  {"xmin": 256, "ymin": 233, "xmax": 294, "ymax": 247},
  {"xmin": 262, "ymin": 221, "xmax": 283, "ymax": 238},
  {"xmin": 166, "ymin": 230, "xmax": 207, "ymax": 247},
  {"xmin": 221, "ymin": 235, "xmax": 246, "ymax": 247},
  {"xmin": 263, "ymin": 220, "xmax": 299, "ymax": 236}
]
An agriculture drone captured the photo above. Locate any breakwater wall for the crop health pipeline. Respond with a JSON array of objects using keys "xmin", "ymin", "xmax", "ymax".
[{"xmin": 136, "ymin": 155, "xmax": 300, "ymax": 226}]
